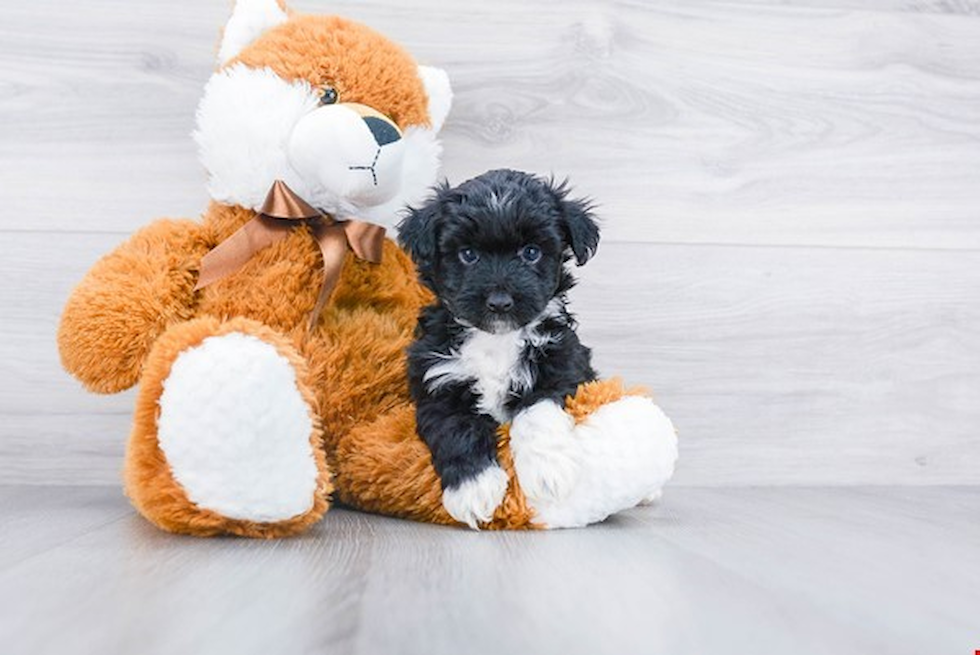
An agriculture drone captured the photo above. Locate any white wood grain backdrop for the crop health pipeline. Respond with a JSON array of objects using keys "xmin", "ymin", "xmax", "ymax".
[{"xmin": 0, "ymin": 0, "xmax": 978, "ymax": 486}]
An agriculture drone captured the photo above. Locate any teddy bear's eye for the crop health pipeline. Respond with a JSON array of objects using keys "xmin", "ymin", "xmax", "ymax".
[
  {"xmin": 520, "ymin": 245, "xmax": 542, "ymax": 264},
  {"xmin": 458, "ymin": 247, "xmax": 480, "ymax": 265},
  {"xmin": 320, "ymin": 86, "xmax": 339, "ymax": 105}
]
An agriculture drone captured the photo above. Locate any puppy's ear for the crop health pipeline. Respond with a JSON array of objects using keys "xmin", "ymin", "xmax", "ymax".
[
  {"xmin": 398, "ymin": 188, "xmax": 444, "ymax": 284},
  {"xmin": 549, "ymin": 178, "xmax": 600, "ymax": 266}
]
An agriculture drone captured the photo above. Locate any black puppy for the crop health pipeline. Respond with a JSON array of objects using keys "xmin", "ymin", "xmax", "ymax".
[{"xmin": 398, "ymin": 169, "xmax": 601, "ymax": 528}]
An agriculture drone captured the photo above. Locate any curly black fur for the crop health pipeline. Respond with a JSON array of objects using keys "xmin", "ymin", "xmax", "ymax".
[{"xmin": 399, "ymin": 169, "xmax": 600, "ymax": 492}]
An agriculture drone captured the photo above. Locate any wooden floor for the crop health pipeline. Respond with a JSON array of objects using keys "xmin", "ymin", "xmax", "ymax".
[{"xmin": 0, "ymin": 485, "xmax": 976, "ymax": 655}]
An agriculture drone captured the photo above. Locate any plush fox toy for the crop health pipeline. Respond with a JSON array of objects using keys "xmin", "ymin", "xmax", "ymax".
[{"xmin": 57, "ymin": 0, "xmax": 678, "ymax": 537}]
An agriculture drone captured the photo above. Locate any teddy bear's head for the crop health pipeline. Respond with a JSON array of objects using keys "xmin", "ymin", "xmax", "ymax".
[{"xmin": 194, "ymin": 0, "xmax": 452, "ymax": 230}]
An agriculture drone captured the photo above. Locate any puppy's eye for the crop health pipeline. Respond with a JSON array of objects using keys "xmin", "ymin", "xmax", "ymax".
[
  {"xmin": 520, "ymin": 245, "xmax": 542, "ymax": 264},
  {"xmin": 319, "ymin": 86, "xmax": 339, "ymax": 105},
  {"xmin": 458, "ymin": 247, "xmax": 480, "ymax": 265}
]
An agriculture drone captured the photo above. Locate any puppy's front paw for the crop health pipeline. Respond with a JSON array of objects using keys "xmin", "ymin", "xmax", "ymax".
[
  {"xmin": 510, "ymin": 401, "xmax": 580, "ymax": 502},
  {"xmin": 442, "ymin": 465, "xmax": 509, "ymax": 530}
]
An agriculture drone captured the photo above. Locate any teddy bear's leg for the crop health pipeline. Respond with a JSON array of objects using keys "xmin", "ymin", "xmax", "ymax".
[
  {"xmin": 124, "ymin": 316, "xmax": 331, "ymax": 538},
  {"xmin": 508, "ymin": 379, "xmax": 678, "ymax": 529},
  {"xmin": 330, "ymin": 382, "xmax": 677, "ymax": 531},
  {"xmin": 331, "ymin": 403, "xmax": 539, "ymax": 530}
]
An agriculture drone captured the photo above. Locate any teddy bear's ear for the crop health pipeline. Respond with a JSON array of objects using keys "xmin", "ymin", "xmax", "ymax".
[
  {"xmin": 217, "ymin": 0, "xmax": 290, "ymax": 65},
  {"xmin": 418, "ymin": 66, "xmax": 453, "ymax": 133}
]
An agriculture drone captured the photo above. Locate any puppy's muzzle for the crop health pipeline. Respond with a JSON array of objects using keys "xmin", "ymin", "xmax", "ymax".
[{"xmin": 485, "ymin": 291, "xmax": 514, "ymax": 314}]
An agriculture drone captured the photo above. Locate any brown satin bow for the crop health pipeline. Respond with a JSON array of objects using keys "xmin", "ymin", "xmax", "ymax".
[{"xmin": 194, "ymin": 180, "xmax": 386, "ymax": 330}]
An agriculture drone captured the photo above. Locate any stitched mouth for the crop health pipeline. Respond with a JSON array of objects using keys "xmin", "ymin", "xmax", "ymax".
[{"xmin": 348, "ymin": 147, "xmax": 382, "ymax": 186}]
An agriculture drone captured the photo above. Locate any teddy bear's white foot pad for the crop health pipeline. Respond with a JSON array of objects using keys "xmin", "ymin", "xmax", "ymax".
[
  {"xmin": 157, "ymin": 332, "xmax": 319, "ymax": 522},
  {"xmin": 510, "ymin": 400, "xmax": 580, "ymax": 502},
  {"xmin": 515, "ymin": 396, "xmax": 678, "ymax": 529}
]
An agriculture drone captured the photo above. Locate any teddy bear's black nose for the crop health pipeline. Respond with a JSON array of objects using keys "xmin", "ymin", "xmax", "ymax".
[
  {"xmin": 363, "ymin": 116, "xmax": 401, "ymax": 146},
  {"xmin": 486, "ymin": 291, "xmax": 514, "ymax": 314}
]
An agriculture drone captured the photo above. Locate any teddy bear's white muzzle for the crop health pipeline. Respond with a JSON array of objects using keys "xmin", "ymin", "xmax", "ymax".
[{"xmin": 287, "ymin": 103, "xmax": 406, "ymax": 207}]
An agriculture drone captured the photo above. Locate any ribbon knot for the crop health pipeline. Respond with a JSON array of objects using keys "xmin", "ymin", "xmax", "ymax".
[{"xmin": 195, "ymin": 180, "xmax": 386, "ymax": 330}]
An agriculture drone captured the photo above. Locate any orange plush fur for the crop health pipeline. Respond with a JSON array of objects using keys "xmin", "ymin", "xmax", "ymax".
[{"xmin": 232, "ymin": 16, "xmax": 432, "ymax": 130}]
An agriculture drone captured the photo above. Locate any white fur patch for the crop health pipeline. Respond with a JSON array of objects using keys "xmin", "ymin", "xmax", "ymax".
[
  {"xmin": 358, "ymin": 127, "xmax": 443, "ymax": 231},
  {"xmin": 425, "ymin": 329, "xmax": 532, "ymax": 423},
  {"xmin": 423, "ymin": 301, "xmax": 562, "ymax": 423},
  {"xmin": 417, "ymin": 65, "xmax": 453, "ymax": 132},
  {"xmin": 194, "ymin": 65, "xmax": 444, "ymax": 233},
  {"xmin": 509, "ymin": 400, "xmax": 579, "ymax": 501},
  {"xmin": 156, "ymin": 333, "xmax": 319, "ymax": 522},
  {"xmin": 287, "ymin": 103, "xmax": 407, "ymax": 207},
  {"xmin": 516, "ymin": 396, "xmax": 679, "ymax": 529},
  {"xmin": 194, "ymin": 65, "xmax": 320, "ymax": 211},
  {"xmin": 218, "ymin": 0, "xmax": 288, "ymax": 64},
  {"xmin": 442, "ymin": 464, "xmax": 509, "ymax": 530}
]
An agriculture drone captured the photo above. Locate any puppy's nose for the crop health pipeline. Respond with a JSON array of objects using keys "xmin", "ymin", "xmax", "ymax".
[
  {"xmin": 486, "ymin": 291, "xmax": 514, "ymax": 314},
  {"xmin": 362, "ymin": 116, "xmax": 401, "ymax": 146}
]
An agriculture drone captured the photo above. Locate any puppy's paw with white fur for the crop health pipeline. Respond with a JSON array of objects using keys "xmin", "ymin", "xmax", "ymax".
[
  {"xmin": 442, "ymin": 464, "xmax": 509, "ymax": 530},
  {"xmin": 510, "ymin": 400, "xmax": 580, "ymax": 503}
]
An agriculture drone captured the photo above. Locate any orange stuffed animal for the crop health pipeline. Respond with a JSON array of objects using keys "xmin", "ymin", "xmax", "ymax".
[{"xmin": 57, "ymin": 0, "xmax": 678, "ymax": 537}]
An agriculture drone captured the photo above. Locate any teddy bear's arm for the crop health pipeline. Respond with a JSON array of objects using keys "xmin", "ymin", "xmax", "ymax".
[{"xmin": 58, "ymin": 218, "xmax": 211, "ymax": 394}]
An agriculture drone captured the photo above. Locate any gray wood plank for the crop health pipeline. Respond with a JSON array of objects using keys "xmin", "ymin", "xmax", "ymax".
[
  {"xmin": 0, "ymin": 485, "xmax": 976, "ymax": 655},
  {"xmin": 0, "ymin": 414, "xmax": 131, "ymax": 486},
  {"xmin": 1, "ymin": 0, "xmax": 978, "ymax": 247},
  {"xmin": 2, "ymin": 233, "xmax": 978, "ymax": 486},
  {"xmin": 0, "ymin": 485, "xmax": 131, "ymax": 572},
  {"xmin": 721, "ymin": 0, "xmax": 980, "ymax": 13}
]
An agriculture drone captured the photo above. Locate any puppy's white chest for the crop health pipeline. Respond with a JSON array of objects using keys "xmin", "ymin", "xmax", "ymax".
[
  {"xmin": 425, "ymin": 329, "xmax": 533, "ymax": 423},
  {"xmin": 459, "ymin": 331, "xmax": 528, "ymax": 421}
]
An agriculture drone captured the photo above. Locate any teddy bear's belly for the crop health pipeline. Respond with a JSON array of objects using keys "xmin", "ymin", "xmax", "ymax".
[
  {"xmin": 193, "ymin": 236, "xmax": 429, "ymax": 442},
  {"xmin": 196, "ymin": 232, "xmax": 324, "ymax": 333},
  {"xmin": 196, "ymin": 237, "xmax": 427, "ymax": 336}
]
